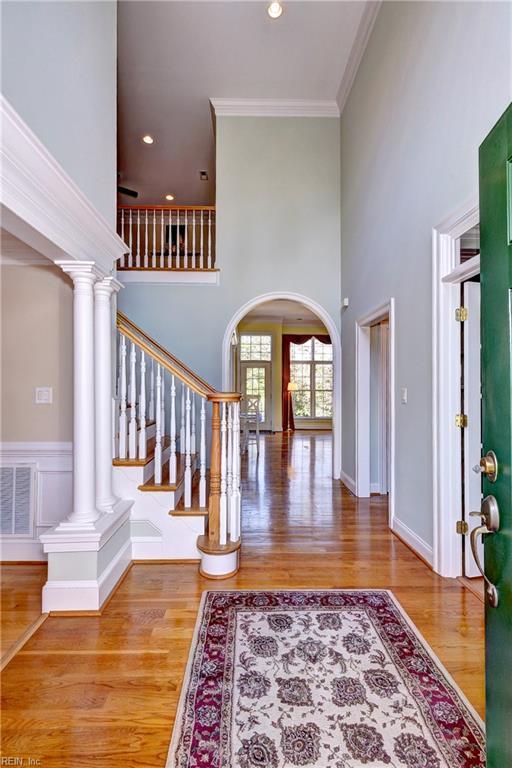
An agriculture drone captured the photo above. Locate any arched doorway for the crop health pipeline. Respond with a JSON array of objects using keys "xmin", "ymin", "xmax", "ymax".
[{"xmin": 222, "ymin": 291, "xmax": 341, "ymax": 479}]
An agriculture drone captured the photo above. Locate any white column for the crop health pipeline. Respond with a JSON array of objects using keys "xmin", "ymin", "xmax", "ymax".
[
  {"xmin": 56, "ymin": 261, "xmax": 99, "ymax": 528},
  {"xmin": 94, "ymin": 276, "xmax": 122, "ymax": 513}
]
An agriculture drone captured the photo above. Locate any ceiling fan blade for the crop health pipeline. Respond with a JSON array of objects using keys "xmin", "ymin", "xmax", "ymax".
[{"xmin": 117, "ymin": 185, "xmax": 138, "ymax": 199}]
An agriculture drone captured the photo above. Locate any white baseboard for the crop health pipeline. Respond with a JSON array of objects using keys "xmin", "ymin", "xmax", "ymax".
[
  {"xmin": 392, "ymin": 517, "xmax": 433, "ymax": 566},
  {"xmin": 42, "ymin": 539, "xmax": 132, "ymax": 612},
  {"xmin": 340, "ymin": 469, "xmax": 356, "ymax": 495},
  {"xmin": 0, "ymin": 539, "xmax": 46, "ymax": 561},
  {"xmin": 370, "ymin": 483, "xmax": 382, "ymax": 494}
]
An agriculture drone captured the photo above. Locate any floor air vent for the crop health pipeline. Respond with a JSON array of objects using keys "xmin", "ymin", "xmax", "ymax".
[{"xmin": 0, "ymin": 466, "xmax": 33, "ymax": 535}]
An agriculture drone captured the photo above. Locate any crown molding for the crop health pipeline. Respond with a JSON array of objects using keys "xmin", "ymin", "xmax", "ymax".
[
  {"xmin": 337, "ymin": 1, "xmax": 381, "ymax": 114},
  {"xmin": 210, "ymin": 98, "xmax": 340, "ymax": 118},
  {"xmin": 0, "ymin": 95, "xmax": 127, "ymax": 277}
]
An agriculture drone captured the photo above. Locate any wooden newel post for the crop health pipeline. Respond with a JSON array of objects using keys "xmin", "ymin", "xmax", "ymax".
[{"xmin": 208, "ymin": 400, "xmax": 221, "ymax": 542}]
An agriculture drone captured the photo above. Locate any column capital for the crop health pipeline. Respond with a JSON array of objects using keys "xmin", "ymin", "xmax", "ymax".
[
  {"xmin": 94, "ymin": 275, "xmax": 123, "ymax": 299},
  {"xmin": 55, "ymin": 260, "xmax": 103, "ymax": 284}
]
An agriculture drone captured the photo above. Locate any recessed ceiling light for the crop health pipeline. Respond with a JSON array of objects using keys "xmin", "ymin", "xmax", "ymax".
[
  {"xmin": 142, "ymin": 135, "xmax": 154, "ymax": 144},
  {"xmin": 267, "ymin": 1, "xmax": 283, "ymax": 19},
  {"xmin": 165, "ymin": 194, "xmax": 175, "ymax": 201}
]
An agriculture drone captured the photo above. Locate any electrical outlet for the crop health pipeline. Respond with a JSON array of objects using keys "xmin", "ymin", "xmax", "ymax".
[
  {"xmin": 401, "ymin": 387, "xmax": 408, "ymax": 404},
  {"xmin": 35, "ymin": 387, "xmax": 53, "ymax": 404}
]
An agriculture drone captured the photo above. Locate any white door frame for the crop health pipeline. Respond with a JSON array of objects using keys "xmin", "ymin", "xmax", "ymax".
[
  {"xmin": 379, "ymin": 322, "xmax": 390, "ymax": 495},
  {"xmin": 432, "ymin": 197, "xmax": 480, "ymax": 578},
  {"xmin": 355, "ymin": 299, "xmax": 395, "ymax": 529},
  {"xmin": 222, "ymin": 292, "xmax": 342, "ymax": 479}
]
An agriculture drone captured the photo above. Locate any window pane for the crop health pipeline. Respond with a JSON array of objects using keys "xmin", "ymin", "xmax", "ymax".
[
  {"xmin": 315, "ymin": 390, "xmax": 332, "ymax": 417},
  {"xmin": 240, "ymin": 334, "xmax": 272, "ymax": 361},
  {"xmin": 291, "ymin": 340, "xmax": 313, "ymax": 361},
  {"xmin": 313, "ymin": 339, "xmax": 332, "ymax": 361},
  {"xmin": 315, "ymin": 363, "xmax": 333, "ymax": 391},
  {"xmin": 292, "ymin": 390, "xmax": 311, "ymax": 418},
  {"xmin": 290, "ymin": 363, "xmax": 311, "ymax": 390}
]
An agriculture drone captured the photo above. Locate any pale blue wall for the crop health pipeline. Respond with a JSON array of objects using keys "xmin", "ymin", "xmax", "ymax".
[
  {"xmin": 120, "ymin": 116, "xmax": 341, "ymax": 391},
  {"xmin": 340, "ymin": 1, "xmax": 511, "ymax": 546},
  {"xmin": 1, "ymin": 1, "xmax": 117, "ymax": 226}
]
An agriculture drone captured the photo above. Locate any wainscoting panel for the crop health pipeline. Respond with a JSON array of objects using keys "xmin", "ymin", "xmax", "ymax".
[{"xmin": 0, "ymin": 443, "xmax": 72, "ymax": 560}]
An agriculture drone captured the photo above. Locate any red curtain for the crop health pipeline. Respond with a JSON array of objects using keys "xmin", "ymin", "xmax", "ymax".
[{"xmin": 282, "ymin": 334, "xmax": 331, "ymax": 431}]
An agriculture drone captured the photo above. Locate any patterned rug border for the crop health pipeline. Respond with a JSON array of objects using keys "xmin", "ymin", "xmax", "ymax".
[{"xmin": 166, "ymin": 589, "xmax": 484, "ymax": 766}]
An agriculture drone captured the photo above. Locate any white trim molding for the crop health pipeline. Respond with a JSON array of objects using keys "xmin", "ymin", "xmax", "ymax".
[
  {"xmin": 337, "ymin": 1, "xmax": 381, "ymax": 113},
  {"xmin": 0, "ymin": 95, "xmax": 127, "ymax": 276},
  {"xmin": 392, "ymin": 516, "xmax": 433, "ymax": 567},
  {"xmin": 355, "ymin": 299, "xmax": 396, "ymax": 529},
  {"xmin": 432, "ymin": 197, "xmax": 479, "ymax": 577},
  {"xmin": 210, "ymin": 98, "xmax": 340, "ymax": 118},
  {"xmin": 221, "ymin": 291, "xmax": 342, "ymax": 480},
  {"xmin": 341, "ymin": 470, "xmax": 356, "ymax": 495}
]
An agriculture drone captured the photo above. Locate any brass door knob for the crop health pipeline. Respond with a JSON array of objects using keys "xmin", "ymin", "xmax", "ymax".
[{"xmin": 480, "ymin": 451, "xmax": 498, "ymax": 482}]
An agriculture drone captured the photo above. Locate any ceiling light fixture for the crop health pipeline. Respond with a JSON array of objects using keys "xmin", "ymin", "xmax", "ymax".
[
  {"xmin": 267, "ymin": 1, "xmax": 283, "ymax": 19},
  {"xmin": 165, "ymin": 194, "xmax": 175, "ymax": 201},
  {"xmin": 142, "ymin": 135, "xmax": 154, "ymax": 144}
]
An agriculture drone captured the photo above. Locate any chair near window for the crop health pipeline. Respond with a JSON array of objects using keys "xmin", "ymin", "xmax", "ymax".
[{"xmin": 240, "ymin": 395, "xmax": 261, "ymax": 455}]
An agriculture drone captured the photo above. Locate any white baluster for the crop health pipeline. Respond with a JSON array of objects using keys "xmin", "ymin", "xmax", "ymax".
[
  {"xmin": 200, "ymin": 210, "xmax": 204, "ymax": 269},
  {"xmin": 219, "ymin": 402, "xmax": 228, "ymax": 545},
  {"xmin": 176, "ymin": 209, "xmax": 180, "ymax": 269},
  {"xmin": 169, "ymin": 375, "xmax": 177, "ymax": 484},
  {"xmin": 199, "ymin": 397, "xmax": 206, "ymax": 507},
  {"xmin": 231, "ymin": 401, "xmax": 241, "ymax": 542},
  {"xmin": 180, "ymin": 384, "xmax": 185, "ymax": 452},
  {"xmin": 152, "ymin": 209, "xmax": 156, "ymax": 268},
  {"xmin": 136, "ymin": 210, "xmax": 141, "ymax": 268},
  {"xmin": 184, "ymin": 387, "xmax": 192, "ymax": 507},
  {"xmin": 192, "ymin": 210, "xmax": 196, "ymax": 269},
  {"xmin": 160, "ymin": 209, "xmax": 165, "ymax": 268},
  {"xmin": 128, "ymin": 209, "xmax": 133, "ymax": 268},
  {"xmin": 128, "ymin": 342, "xmax": 137, "ymax": 459},
  {"xmin": 167, "ymin": 209, "xmax": 172, "ymax": 268},
  {"xmin": 112, "ymin": 397, "xmax": 117, "ymax": 460},
  {"xmin": 120, "ymin": 209, "xmax": 125, "ymax": 268},
  {"xmin": 226, "ymin": 403, "xmax": 233, "ymax": 536},
  {"xmin": 119, "ymin": 335, "xmax": 127, "ymax": 459},
  {"xmin": 148, "ymin": 358, "xmax": 155, "ymax": 422},
  {"xmin": 144, "ymin": 209, "xmax": 149, "ymax": 268},
  {"xmin": 160, "ymin": 369, "xmax": 166, "ymax": 438},
  {"xmin": 154, "ymin": 364, "xmax": 162, "ymax": 484},
  {"xmin": 138, "ymin": 350, "xmax": 147, "ymax": 459},
  {"xmin": 184, "ymin": 210, "xmax": 188, "ymax": 269},
  {"xmin": 191, "ymin": 391, "xmax": 196, "ymax": 455},
  {"xmin": 207, "ymin": 210, "xmax": 212, "ymax": 269}
]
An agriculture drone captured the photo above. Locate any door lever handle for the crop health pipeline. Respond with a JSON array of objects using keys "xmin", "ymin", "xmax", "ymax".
[{"xmin": 469, "ymin": 495, "xmax": 500, "ymax": 607}]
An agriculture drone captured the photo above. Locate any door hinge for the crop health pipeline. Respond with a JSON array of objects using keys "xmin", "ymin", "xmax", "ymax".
[
  {"xmin": 455, "ymin": 413, "xmax": 468, "ymax": 428},
  {"xmin": 455, "ymin": 307, "xmax": 468, "ymax": 322},
  {"xmin": 456, "ymin": 520, "xmax": 469, "ymax": 535}
]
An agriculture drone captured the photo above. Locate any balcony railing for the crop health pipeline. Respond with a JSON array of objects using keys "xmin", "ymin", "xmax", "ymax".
[{"xmin": 117, "ymin": 205, "xmax": 216, "ymax": 272}]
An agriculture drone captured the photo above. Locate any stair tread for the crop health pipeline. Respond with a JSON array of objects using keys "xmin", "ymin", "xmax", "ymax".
[
  {"xmin": 113, "ymin": 435, "xmax": 170, "ymax": 467},
  {"xmin": 139, "ymin": 452, "xmax": 196, "ymax": 492},
  {"xmin": 171, "ymin": 470, "xmax": 209, "ymax": 516}
]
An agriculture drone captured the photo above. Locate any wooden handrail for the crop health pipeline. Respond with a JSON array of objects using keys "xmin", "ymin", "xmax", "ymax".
[
  {"xmin": 117, "ymin": 311, "xmax": 241, "ymax": 404},
  {"xmin": 117, "ymin": 204, "xmax": 215, "ymax": 212}
]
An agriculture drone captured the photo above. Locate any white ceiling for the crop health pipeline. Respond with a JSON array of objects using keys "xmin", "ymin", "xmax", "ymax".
[
  {"xmin": 117, "ymin": 1, "xmax": 371, "ymax": 205},
  {"xmin": 242, "ymin": 299, "xmax": 326, "ymax": 326}
]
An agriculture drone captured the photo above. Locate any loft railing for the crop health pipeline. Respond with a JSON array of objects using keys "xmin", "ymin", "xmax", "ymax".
[
  {"xmin": 114, "ymin": 311, "xmax": 241, "ymax": 551},
  {"xmin": 117, "ymin": 205, "xmax": 216, "ymax": 271}
]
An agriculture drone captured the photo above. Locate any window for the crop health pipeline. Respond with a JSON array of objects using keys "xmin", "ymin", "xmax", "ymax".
[
  {"xmin": 240, "ymin": 334, "xmax": 272, "ymax": 361},
  {"xmin": 290, "ymin": 338, "xmax": 333, "ymax": 418}
]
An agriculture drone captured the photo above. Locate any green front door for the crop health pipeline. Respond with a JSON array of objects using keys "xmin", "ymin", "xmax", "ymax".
[{"xmin": 479, "ymin": 102, "xmax": 512, "ymax": 766}]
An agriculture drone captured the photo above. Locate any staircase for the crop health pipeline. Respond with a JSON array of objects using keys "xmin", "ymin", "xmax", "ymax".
[{"xmin": 112, "ymin": 312, "xmax": 241, "ymax": 578}]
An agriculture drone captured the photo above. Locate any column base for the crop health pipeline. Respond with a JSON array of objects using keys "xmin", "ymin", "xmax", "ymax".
[{"xmin": 55, "ymin": 512, "xmax": 100, "ymax": 531}]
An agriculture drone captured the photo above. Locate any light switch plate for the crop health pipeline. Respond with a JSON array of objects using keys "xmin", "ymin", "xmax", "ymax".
[
  {"xmin": 35, "ymin": 386, "xmax": 53, "ymax": 404},
  {"xmin": 401, "ymin": 387, "xmax": 408, "ymax": 404}
]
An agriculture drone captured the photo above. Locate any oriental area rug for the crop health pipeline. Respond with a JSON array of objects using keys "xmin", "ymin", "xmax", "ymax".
[{"xmin": 167, "ymin": 590, "xmax": 485, "ymax": 768}]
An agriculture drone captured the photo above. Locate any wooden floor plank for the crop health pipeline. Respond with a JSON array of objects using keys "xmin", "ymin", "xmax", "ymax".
[{"xmin": 0, "ymin": 431, "xmax": 484, "ymax": 767}]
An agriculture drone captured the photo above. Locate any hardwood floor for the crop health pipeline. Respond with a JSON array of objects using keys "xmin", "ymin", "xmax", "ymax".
[
  {"xmin": 0, "ymin": 562, "xmax": 47, "ymax": 666},
  {"xmin": 0, "ymin": 431, "xmax": 485, "ymax": 767}
]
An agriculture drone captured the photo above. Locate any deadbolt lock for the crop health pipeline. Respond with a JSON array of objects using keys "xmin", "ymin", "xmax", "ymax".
[{"xmin": 480, "ymin": 451, "xmax": 498, "ymax": 483}]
